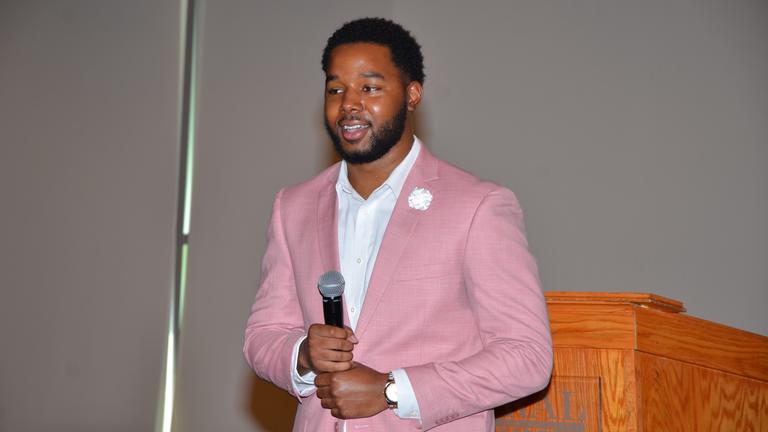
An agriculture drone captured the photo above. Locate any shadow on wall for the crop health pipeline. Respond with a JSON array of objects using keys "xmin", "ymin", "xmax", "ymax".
[{"xmin": 245, "ymin": 374, "xmax": 297, "ymax": 431}]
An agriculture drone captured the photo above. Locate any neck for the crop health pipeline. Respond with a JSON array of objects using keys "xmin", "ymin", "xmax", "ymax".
[{"xmin": 347, "ymin": 133, "xmax": 414, "ymax": 199}]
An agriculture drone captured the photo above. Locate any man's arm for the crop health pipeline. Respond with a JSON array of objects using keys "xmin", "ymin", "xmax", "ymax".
[
  {"xmin": 244, "ymin": 189, "xmax": 361, "ymax": 397},
  {"xmin": 243, "ymin": 189, "xmax": 308, "ymax": 395},
  {"xmin": 405, "ymin": 186, "xmax": 553, "ymax": 429}
]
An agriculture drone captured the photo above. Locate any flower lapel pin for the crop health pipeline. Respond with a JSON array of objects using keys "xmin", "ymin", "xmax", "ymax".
[{"xmin": 408, "ymin": 187, "xmax": 433, "ymax": 211}]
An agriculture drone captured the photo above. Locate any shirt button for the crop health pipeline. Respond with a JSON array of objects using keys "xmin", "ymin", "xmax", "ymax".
[
  {"xmin": 351, "ymin": 306, "xmax": 356, "ymax": 314},
  {"xmin": 356, "ymin": 257, "xmax": 362, "ymax": 264}
]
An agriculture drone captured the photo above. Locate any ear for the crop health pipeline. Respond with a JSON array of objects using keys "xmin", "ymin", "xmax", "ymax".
[{"xmin": 406, "ymin": 81, "xmax": 423, "ymax": 112}]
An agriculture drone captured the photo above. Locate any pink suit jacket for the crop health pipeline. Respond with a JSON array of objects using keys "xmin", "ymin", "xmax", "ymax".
[{"xmin": 244, "ymin": 146, "xmax": 553, "ymax": 431}]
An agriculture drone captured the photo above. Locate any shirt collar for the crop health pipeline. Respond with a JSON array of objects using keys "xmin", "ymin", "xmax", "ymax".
[{"xmin": 336, "ymin": 136, "xmax": 422, "ymax": 200}]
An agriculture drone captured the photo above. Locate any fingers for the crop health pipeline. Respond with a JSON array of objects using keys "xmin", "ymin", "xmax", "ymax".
[
  {"xmin": 306, "ymin": 332, "xmax": 354, "ymax": 360},
  {"xmin": 308, "ymin": 326, "xmax": 355, "ymax": 352},
  {"xmin": 314, "ymin": 373, "xmax": 330, "ymax": 388},
  {"xmin": 308, "ymin": 323, "xmax": 351, "ymax": 340},
  {"xmin": 323, "ymin": 349, "xmax": 353, "ymax": 362},
  {"xmin": 315, "ymin": 385, "xmax": 328, "ymax": 399},
  {"xmin": 312, "ymin": 358, "xmax": 353, "ymax": 373},
  {"xmin": 315, "ymin": 383, "xmax": 338, "ymax": 408},
  {"xmin": 308, "ymin": 358, "xmax": 353, "ymax": 374},
  {"xmin": 333, "ymin": 336, "xmax": 356, "ymax": 352},
  {"xmin": 315, "ymin": 375, "xmax": 339, "ymax": 414},
  {"xmin": 308, "ymin": 324, "xmax": 359, "ymax": 345},
  {"xmin": 304, "ymin": 324, "xmax": 358, "ymax": 373},
  {"xmin": 315, "ymin": 365, "xmax": 389, "ymax": 420},
  {"xmin": 308, "ymin": 335, "xmax": 354, "ymax": 354}
]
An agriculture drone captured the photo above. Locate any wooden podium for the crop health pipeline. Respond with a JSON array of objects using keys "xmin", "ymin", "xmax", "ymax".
[{"xmin": 495, "ymin": 292, "xmax": 768, "ymax": 431}]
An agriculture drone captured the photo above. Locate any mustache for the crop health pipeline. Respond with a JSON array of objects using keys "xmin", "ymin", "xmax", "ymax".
[{"xmin": 338, "ymin": 114, "xmax": 369, "ymax": 124}]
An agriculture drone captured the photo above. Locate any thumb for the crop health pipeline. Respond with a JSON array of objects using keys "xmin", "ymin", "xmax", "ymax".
[{"xmin": 344, "ymin": 326, "xmax": 359, "ymax": 344}]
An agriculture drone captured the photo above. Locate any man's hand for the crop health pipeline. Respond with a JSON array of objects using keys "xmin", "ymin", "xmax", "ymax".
[
  {"xmin": 315, "ymin": 362, "xmax": 389, "ymax": 419},
  {"xmin": 297, "ymin": 324, "xmax": 358, "ymax": 375}
]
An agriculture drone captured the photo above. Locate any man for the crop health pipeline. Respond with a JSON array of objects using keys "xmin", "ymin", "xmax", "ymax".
[{"xmin": 244, "ymin": 18, "xmax": 552, "ymax": 431}]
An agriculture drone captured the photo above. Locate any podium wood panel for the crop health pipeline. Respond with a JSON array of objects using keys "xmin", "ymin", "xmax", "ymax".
[
  {"xmin": 495, "ymin": 292, "xmax": 768, "ymax": 432},
  {"xmin": 637, "ymin": 352, "xmax": 767, "ymax": 431},
  {"xmin": 635, "ymin": 306, "xmax": 768, "ymax": 382}
]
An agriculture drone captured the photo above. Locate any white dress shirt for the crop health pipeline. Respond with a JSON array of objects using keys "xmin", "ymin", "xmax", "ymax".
[{"xmin": 289, "ymin": 137, "xmax": 424, "ymax": 423}]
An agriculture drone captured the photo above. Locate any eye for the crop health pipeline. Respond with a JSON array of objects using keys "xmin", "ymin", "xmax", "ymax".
[
  {"xmin": 362, "ymin": 85, "xmax": 380, "ymax": 93},
  {"xmin": 326, "ymin": 87, "xmax": 343, "ymax": 95}
]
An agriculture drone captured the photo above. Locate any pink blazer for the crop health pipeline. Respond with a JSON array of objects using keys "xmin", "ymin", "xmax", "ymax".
[{"xmin": 244, "ymin": 146, "xmax": 552, "ymax": 431}]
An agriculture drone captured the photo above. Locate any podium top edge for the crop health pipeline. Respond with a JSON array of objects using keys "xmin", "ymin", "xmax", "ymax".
[{"xmin": 544, "ymin": 291, "xmax": 686, "ymax": 313}]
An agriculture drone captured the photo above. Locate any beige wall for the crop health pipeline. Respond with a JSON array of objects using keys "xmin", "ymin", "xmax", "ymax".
[
  {"xmin": 394, "ymin": 0, "xmax": 768, "ymax": 334},
  {"xmin": 0, "ymin": 1, "xmax": 180, "ymax": 431},
  {"xmin": 1, "ymin": 1, "xmax": 766, "ymax": 431}
]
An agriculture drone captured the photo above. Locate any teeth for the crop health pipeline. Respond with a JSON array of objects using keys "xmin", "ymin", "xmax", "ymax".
[{"xmin": 342, "ymin": 124, "xmax": 368, "ymax": 131}]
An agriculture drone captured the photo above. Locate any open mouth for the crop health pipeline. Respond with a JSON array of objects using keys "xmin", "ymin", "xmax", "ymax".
[{"xmin": 340, "ymin": 123, "xmax": 371, "ymax": 142}]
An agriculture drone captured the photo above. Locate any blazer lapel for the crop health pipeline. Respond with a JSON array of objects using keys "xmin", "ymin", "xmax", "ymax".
[
  {"xmin": 316, "ymin": 165, "xmax": 340, "ymax": 273},
  {"xmin": 355, "ymin": 147, "xmax": 439, "ymax": 338}
]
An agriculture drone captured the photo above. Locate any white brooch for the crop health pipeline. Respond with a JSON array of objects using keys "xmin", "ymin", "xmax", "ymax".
[{"xmin": 408, "ymin": 187, "xmax": 433, "ymax": 211}]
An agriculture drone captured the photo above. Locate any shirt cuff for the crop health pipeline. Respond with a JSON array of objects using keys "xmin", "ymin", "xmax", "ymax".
[
  {"xmin": 391, "ymin": 368, "xmax": 421, "ymax": 420},
  {"xmin": 290, "ymin": 335, "xmax": 317, "ymax": 398}
]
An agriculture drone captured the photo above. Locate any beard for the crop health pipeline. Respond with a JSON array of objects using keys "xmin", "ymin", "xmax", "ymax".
[{"xmin": 325, "ymin": 102, "xmax": 408, "ymax": 165}]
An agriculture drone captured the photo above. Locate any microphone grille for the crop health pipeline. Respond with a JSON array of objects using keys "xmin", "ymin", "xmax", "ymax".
[{"xmin": 318, "ymin": 271, "xmax": 345, "ymax": 298}]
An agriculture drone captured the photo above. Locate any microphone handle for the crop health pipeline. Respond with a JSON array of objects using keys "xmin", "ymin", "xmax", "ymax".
[{"xmin": 322, "ymin": 296, "xmax": 344, "ymax": 328}]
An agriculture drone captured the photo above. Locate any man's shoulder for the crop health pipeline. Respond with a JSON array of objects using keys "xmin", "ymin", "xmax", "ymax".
[
  {"xmin": 431, "ymin": 155, "xmax": 511, "ymax": 199},
  {"xmin": 278, "ymin": 162, "xmax": 339, "ymax": 201}
]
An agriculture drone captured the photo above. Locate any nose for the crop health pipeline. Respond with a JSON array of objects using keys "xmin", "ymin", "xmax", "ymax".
[{"xmin": 341, "ymin": 88, "xmax": 362, "ymax": 113}]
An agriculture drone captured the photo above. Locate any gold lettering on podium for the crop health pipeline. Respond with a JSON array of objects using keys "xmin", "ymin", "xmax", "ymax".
[{"xmin": 495, "ymin": 377, "xmax": 601, "ymax": 432}]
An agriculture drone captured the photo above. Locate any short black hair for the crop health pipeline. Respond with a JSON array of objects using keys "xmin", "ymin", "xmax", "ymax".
[{"xmin": 322, "ymin": 17, "xmax": 425, "ymax": 85}]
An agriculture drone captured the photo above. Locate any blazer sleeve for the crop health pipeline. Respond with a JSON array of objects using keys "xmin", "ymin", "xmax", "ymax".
[
  {"xmin": 243, "ymin": 188, "xmax": 306, "ymax": 397},
  {"xmin": 404, "ymin": 186, "xmax": 553, "ymax": 430}
]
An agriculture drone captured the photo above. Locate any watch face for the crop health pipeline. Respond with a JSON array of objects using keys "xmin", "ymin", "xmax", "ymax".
[{"xmin": 385, "ymin": 381, "xmax": 398, "ymax": 403}]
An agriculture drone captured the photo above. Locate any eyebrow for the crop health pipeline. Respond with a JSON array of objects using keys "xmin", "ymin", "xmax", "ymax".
[
  {"xmin": 361, "ymin": 71, "xmax": 385, "ymax": 79},
  {"xmin": 325, "ymin": 71, "xmax": 386, "ymax": 83}
]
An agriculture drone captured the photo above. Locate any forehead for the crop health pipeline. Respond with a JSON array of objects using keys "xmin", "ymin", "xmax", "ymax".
[{"xmin": 326, "ymin": 42, "xmax": 400, "ymax": 79}]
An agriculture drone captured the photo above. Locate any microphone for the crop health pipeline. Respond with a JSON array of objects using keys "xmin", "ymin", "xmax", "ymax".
[{"xmin": 318, "ymin": 271, "xmax": 345, "ymax": 328}]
